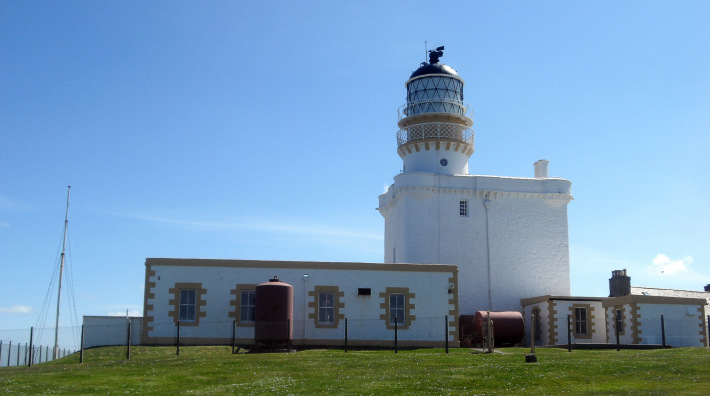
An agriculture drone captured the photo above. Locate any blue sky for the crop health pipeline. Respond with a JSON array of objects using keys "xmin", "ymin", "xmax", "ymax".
[{"xmin": 2, "ymin": 1, "xmax": 709, "ymax": 334}]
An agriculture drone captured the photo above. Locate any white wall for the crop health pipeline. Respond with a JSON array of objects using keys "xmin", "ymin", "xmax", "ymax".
[
  {"xmin": 380, "ymin": 172, "xmax": 572, "ymax": 314},
  {"xmin": 143, "ymin": 259, "xmax": 458, "ymax": 347},
  {"xmin": 82, "ymin": 316, "xmax": 142, "ymax": 348},
  {"xmin": 637, "ymin": 303, "xmax": 705, "ymax": 347}
]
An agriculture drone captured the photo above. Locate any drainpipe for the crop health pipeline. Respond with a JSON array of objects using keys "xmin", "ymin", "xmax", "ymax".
[{"xmin": 484, "ymin": 197, "xmax": 492, "ymax": 311}]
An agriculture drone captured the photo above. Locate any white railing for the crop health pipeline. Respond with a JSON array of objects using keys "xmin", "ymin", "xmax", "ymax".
[
  {"xmin": 397, "ymin": 122, "xmax": 475, "ymax": 148},
  {"xmin": 398, "ymin": 99, "xmax": 471, "ymax": 120}
]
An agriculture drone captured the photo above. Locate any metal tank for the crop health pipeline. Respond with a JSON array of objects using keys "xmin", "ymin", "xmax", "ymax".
[
  {"xmin": 459, "ymin": 311, "xmax": 525, "ymax": 347},
  {"xmin": 254, "ymin": 276, "xmax": 293, "ymax": 349}
]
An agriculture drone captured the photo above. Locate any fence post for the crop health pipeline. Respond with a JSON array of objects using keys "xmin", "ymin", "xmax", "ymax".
[
  {"xmin": 445, "ymin": 315, "xmax": 449, "ymax": 354},
  {"xmin": 567, "ymin": 315, "xmax": 572, "ymax": 352},
  {"xmin": 8, "ymin": 341, "xmax": 12, "ymax": 366},
  {"xmin": 344, "ymin": 317, "xmax": 348, "ymax": 353},
  {"xmin": 707, "ymin": 315, "xmax": 709, "ymax": 348},
  {"xmin": 232, "ymin": 319, "xmax": 236, "ymax": 354},
  {"xmin": 45, "ymin": 346, "xmax": 49, "ymax": 363},
  {"xmin": 0, "ymin": 340, "xmax": 3, "ymax": 367},
  {"xmin": 176, "ymin": 320, "xmax": 181, "ymax": 356},
  {"xmin": 661, "ymin": 315, "xmax": 666, "ymax": 347},
  {"xmin": 28, "ymin": 327, "xmax": 34, "ymax": 367},
  {"xmin": 80, "ymin": 324, "xmax": 85, "ymax": 363},
  {"xmin": 394, "ymin": 317, "xmax": 398, "ymax": 354},
  {"xmin": 126, "ymin": 320, "xmax": 132, "ymax": 360},
  {"xmin": 287, "ymin": 319, "xmax": 292, "ymax": 351}
]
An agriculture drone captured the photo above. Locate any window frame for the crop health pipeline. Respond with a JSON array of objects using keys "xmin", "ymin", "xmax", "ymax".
[
  {"xmin": 179, "ymin": 289, "xmax": 197, "ymax": 322},
  {"xmin": 318, "ymin": 292, "xmax": 335, "ymax": 325},
  {"xmin": 459, "ymin": 200, "xmax": 468, "ymax": 216},
  {"xmin": 230, "ymin": 284, "xmax": 257, "ymax": 327},
  {"xmin": 308, "ymin": 286, "xmax": 344, "ymax": 328},
  {"xmin": 240, "ymin": 290, "xmax": 256, "ymax": 323},
  {"xmin": 389, "ymin": 293, "xmax": 405, "ymax": 326},
  {"xmin": 574, "ymin": 307, "xmax": 588, "ymax": 336},
  {"xmin": 532, "ymin": 307, "xmax": 542, "ymax": 341},
  {"xmin": 379, "ymin": 287, "xmax": 416, "ymax": 330},
  {"xmin": 168, "ymin": 283, "xmax": 206, "ymax": 326},
  {"xmin": 614, "ymin": 307, "xmax": 625, "ymax": 336}
]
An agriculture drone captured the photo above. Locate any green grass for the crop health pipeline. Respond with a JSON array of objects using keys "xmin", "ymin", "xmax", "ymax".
[{"xmin": 1, "ymin": 346, "xmax": 709, "ymax": 394}]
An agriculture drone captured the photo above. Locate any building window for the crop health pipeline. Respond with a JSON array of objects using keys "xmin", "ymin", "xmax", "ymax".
[
  {"xmin": 615, "ymin": 308, "xmax": 624, "ymax": 335},
  {"xmin": 240, "ymin": 290, "xmax": 256, "ymax": 323},
  {"xmin": 230, "ymin": 284, "xmax": 257, "ymax": 327},
  {"xmin": 179, "ymin": 289, "xmax": 197, "ymax": 322},
  {"xmin": 379, "ymin": 287, "xmax": 416, "ymax": 329},
  {"xmin": 532, "ymin": 307, "xmax": 542, "ymax": 341},
  {"xmin": 169, "ymin": 283, "xmax": 206, "ymax": 326},
  {"xmin": 459, "ymin": 200, "xmax": 468, "ymax": 216},
  {"xmin": 308, "ymin": 286, "xmax": 344, "ymax": 328},
  {"xmin": 318, "ymin": 292, "xmax": 335, "ymax": 325},
  {"xmin": 574, "ymin": 307, "xmax": 588, "ymax": 336},
  {"xmin": 390, "ymin": 293, "xmax": 405, "ymax": 325}
]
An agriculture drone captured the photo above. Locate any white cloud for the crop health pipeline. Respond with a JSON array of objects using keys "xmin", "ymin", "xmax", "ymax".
[
  {"xmin": 107, "ymin": 310, "xmax": 141, "ymax": 317},
  {"xmin": 108, "ymin": 212, "xmax": 382, "ymax": 241},
  {"xmin": 651, "ymin": 254, "xmax": 692, "ymax": 275},
  {"xmin": 0, "ymin": 305, "xmax": 33, "ymax": 314}
]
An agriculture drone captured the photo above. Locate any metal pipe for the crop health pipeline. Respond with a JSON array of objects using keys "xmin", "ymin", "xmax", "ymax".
[{"xmin": 484, "ymin": 199, "xmax": 492, "ymax": 311}]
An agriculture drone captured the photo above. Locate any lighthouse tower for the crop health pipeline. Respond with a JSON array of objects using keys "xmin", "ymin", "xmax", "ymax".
[
  {"xmin": 397, "ymin": 46, "xmax": 474, "ymax": 176},
  {"xmin": 379, "ymin": 48, "xmax": 573, "ymax": 315}
]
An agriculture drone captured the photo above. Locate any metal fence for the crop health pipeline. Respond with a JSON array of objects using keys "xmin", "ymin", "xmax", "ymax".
[{"xmin": 0, "ymin": 326, "xmax": 77, "ymax": 367}]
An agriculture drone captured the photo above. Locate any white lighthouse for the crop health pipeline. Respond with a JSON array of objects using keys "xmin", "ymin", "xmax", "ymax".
[{"xmin": 378, "ymin": 47, "xmax": 573, "ymax": 315}]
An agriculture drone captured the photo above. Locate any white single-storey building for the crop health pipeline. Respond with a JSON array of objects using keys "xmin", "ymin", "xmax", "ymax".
[
  {"xmin": 140, "ymin": 258, "xmax": 459, "ymax": 348},
  {"xmin": 521, "ymin": 270, "xmax": 709, "ymax": 347}
]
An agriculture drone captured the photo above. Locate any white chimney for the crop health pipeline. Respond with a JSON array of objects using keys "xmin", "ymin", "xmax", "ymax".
[{"xmin": 534, "ymin": 159, "xmax": 549, "ymax": 178}]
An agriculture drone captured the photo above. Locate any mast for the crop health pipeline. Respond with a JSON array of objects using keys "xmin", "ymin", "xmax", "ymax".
[{"xmin": 53, "ymin": 186, "xmax": 70, "ymax": 359}]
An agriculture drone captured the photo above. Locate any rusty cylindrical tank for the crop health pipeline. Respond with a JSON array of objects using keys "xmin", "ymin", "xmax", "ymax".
[
  {"xmin": 254, "ymin": 276, "xmax": 293, "ymax": 349},
  {"xmin": 459, "ymin": 311, "xmax": 524, "ymax": 347}
]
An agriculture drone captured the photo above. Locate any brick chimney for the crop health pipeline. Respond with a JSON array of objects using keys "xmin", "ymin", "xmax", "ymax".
[{"xmin": 609, "ymin": 269, "xmax": 631, "ymax": 297}]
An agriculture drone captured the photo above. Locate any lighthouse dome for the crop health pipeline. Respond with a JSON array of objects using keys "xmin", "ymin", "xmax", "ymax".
[{"xmin": 409, "ymin": 62, "xmax": 459, "ymax": 79}]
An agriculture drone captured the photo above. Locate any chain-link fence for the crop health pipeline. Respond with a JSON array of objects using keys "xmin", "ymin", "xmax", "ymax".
[{"xmin": 0, "ymin": 326, "xmax": 77, "ymax": 367}]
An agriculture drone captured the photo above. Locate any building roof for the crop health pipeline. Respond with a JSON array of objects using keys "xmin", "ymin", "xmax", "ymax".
[{"xmin": 631, "ymin": 286, "xmax": 710, "ymax": 304}]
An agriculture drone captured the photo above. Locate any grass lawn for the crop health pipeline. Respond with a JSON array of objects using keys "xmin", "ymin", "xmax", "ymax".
[{"xmin": 1, "ymin": 346, "xmax": 709, "ymax": 394}]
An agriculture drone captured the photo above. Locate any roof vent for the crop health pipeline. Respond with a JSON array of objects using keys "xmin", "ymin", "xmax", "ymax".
[{"xmin": 534, "ymin": 159, "xmax": 549, "ymax": 179}]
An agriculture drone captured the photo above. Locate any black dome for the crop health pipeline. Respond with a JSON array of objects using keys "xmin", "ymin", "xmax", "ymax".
[{"xmin": 409, "ymin": 62, "xmax": 459, "ymax": 79}]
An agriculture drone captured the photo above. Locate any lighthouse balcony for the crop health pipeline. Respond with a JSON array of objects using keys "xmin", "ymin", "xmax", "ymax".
[
  {"xmin": 397, "ymin": 122, "xmax": 474, "ymax": 148},
  {"xmin": 398, "ymin": 99, "xmax": 471, "ymax": 120}
]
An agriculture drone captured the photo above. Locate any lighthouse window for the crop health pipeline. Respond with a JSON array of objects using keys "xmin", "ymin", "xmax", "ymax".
[
  {"xmin": 318, "ymin": 292, "xmax": 335, "ymax": 325},
  {"xmin": 179, "ymin": 289, "xmax": 196, "ymax": 322},
  {"xmin": 389, "ymin": 293, "xmax": 405, "ymax": 326},
  {"xmin": 459, "ymin": 200, "xmax": 468, "ymax": 216},
  {"xmin": 240, "ymin": 290, "xmax": 256, "ymax": 323}
]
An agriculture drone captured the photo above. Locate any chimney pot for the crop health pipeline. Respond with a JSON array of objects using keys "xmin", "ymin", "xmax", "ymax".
[{"xmin": 534, "ymin": 159, "xmax": 549, "ymax": 179}]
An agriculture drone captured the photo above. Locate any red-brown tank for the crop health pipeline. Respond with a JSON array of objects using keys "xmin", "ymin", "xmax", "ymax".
[
  {"xmin": 255, "ymin": 276, "xmax": 293, "ymax": 349},
  {"xmin": 459, "ymin": 311, "xmax": 524, "ymax": 347}
]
